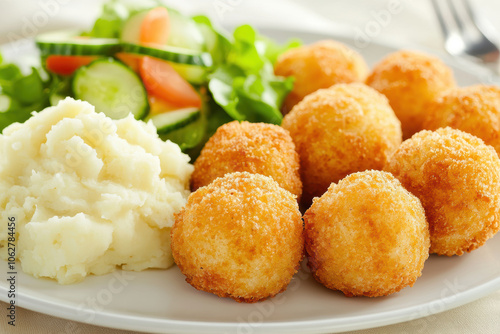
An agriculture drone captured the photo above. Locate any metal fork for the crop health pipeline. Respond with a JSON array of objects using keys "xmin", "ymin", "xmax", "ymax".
[{"xmin": 431, "ymin": 0, "xmax": 500, "ymax": 70}]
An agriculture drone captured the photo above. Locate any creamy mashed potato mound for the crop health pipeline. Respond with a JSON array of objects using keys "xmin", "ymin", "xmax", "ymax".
[{"xmin": 0, "ymin": 98, "xmax": 193, "ymax": 284}]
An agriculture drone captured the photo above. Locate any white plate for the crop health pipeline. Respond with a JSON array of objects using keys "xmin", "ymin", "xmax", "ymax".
[{"xmin": 1, "ymin": 29, "xmax": 500, "ymax": 334}]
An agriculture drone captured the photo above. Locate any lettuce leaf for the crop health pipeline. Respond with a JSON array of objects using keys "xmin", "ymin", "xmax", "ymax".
[
  {"xmin": 0, "ymin": 62, "xmax": 50, "ymax": 132},
  {"xmin": 192, "ymin": 15, "xmax": 232, "ymax": 66},
  {"xmin": 208, "ymin": 24, "xmax": 296, "ymax": 125},
  {"xmin": 258, "ymin": 35, "xmax": 302, "ymax": 65},
  {"xmin": 85, "ymin": 0, "xmax": 130, "ymax": 38},
  {"xmin": 85, "ymin": 0, "xmax": 173, "ymax": 39}
]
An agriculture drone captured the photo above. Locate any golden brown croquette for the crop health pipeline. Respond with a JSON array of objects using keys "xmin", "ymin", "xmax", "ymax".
[
  {"xmin": 304, "ymin": 170, "xmax": 430, "ymax": 297},
  {"xmin": 191, "ymin": 121, "xmax": 302, "ymax": 199},
  {"xmin": 282, "ymin": 83, "xmax": 402, "ymax": 204},
  {"xmin": 423, "ymin": 85, "xmax": 500, "ymax": 154},
  {"xmin": 275, "ymin": 40, "xmax": 369, "ymax": 114},
  {"xmin": 384, "ymin": 127, "xmax": 500, "ymax": 256},
  {"xmin": 171, "ymin": 172, "xmax": 304, "ymax": 303},
  {"xmin": 366, "ymin": 50, "xmax": 456, "ymax": 139}
]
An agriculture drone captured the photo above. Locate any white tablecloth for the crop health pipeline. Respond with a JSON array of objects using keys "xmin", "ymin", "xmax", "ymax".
[{"xmin": 1, "ymin": 0, "xmax": 499, "ymax": 333}]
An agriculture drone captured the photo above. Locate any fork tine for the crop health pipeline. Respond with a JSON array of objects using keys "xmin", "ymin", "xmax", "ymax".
[
  {"xmin": 447, "ymin": 0, "xmax": 466, "ymax": 32},
  {"xmin": 431, "ymin": 0, "xmax": 454, "ymax": 37},
  {"xmin": 461, "ymin": 0, "xmax": 477, "ymax": 23},
  {"xmin": 431, "ymin": 0, "xmax": 500, "ymax": 65}
]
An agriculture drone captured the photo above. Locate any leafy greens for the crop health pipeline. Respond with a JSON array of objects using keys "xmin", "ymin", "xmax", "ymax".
[
  {"xmin": 0, "ymin": 0, "xmax": 300, "ymax": 159},
  {"xmin": 208, "ymin": 24, "xmax": 295, "ymax": 125},
  {"xmin": 0, "ymin": 55, "xmax": 51, "ymax": 131}
]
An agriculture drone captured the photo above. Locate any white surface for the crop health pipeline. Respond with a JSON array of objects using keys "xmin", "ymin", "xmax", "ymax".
[
  {"xmin": 1, "ymin": 1, "xmax": 500, "ymax": 333},
  {"xmin": 2, "ymin": 0, "xmax": 500, "ymax": 51},
  {"xmin": 1, "ymin": 27, "xmax": 500, "ymax": 333}
]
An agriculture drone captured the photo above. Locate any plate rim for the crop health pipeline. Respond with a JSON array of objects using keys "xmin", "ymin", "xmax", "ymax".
[
  {"xmin": 1, "ymin": 27, "xmax": 500, "ymax": 334},
  {"xmin": 1, "ymin": 268, "xmax": 499, "ymax": 334}
]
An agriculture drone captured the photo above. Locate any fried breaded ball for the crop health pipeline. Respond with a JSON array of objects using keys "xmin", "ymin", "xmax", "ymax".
[
  {"xmin": 304, "ymin": 170, "xmax": 430, "ymax": 297},
  {"xmin": 366, "ymin": 50, "xmax": 456, "ymax": 139},
  {"xmin": 275, "ymin": 40, "xmax": 369, "ymax": 114},
  {"xmin": 171, "ymin": 172, "xmax": 304, "ymax": 303},
  {"xmin": 191, "ymin": 121, "xmax": 302, "ymax": 199},
  {"xmin": 282, "ymin": 83, "xmax": 402, "ymax": 204},
  {"xmin": 423, "ymin": 85, "xmax": 500, "ymax": 154},
  {"xmin": 384, "ymin": 127, "xmax": 500, "ymax": 256}
]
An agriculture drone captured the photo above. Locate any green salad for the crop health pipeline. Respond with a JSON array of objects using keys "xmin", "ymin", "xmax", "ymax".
[{"xmin": 0, "ymin": 0, "xmax": 299, "ymax": 159}]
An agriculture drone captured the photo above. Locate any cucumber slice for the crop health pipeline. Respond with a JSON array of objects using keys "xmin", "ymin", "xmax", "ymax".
[
  {"xmin": 193, "ymin": 18, "xmax": 219, "ymax": 54},
  {"xmin": 169, "ymin": 62, "xmax": 208, "ymax": 84},
  {"xmin": 36, "ymin": 30, "xmax": 122, "ymax": 56},
  {"xmin": 168, "ymin": 10, "xmax": 205, "ymax": 51},
  {"xmin": 49, "ymin": 94, "xmax": 65, "ymax": 106},
  {"xmin": 0, "ymin": 94, "xmax": 12, "ymax": 112},
  {"xmin": 120, "ymin": 10, "xmax": 148, "ymax": 44},
  {"xmin": 121, "ymin": 9, "xmax": 205, "ymax": 52},
  {"xmin": 73, "ymin": 58, "xmax": 149, "ymax": 120},
  {"xmin": 147, "ymin": 108, "xmax": 200, "ymax": 134},
  {"xmin": 121, "ymin": 42, "xmax": 212, "ymax": 67},
  {"xmin": 160, "ymin": 110, "xmax": 206, "ymax": 151},
  {"xmin": 193, "ymin": 18, "xmax": 231, "ymax": 65}
]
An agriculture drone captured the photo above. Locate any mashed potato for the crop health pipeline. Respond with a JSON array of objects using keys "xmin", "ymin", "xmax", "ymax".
[{"xmin": 0, "ymin": 98, "xmax": 193, "ymax": 284}]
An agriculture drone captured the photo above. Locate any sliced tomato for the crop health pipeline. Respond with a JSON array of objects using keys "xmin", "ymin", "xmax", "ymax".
[
  {"xmin": 140, "ymin": 7, "xmax": 170, "ymax": 45},
  {"xmin": 45, "ymin": 55, "xmax": 98, "ymax": 75},
  {"xmin": 148, "ymin": 95, "xmax": 179, "ymax": 114},
  {"xmin": 139, "ymin": 56, "xmax": 202, "ymax": 108},
  {"xmin": 115, "ymin": 52, "xmax": 143, "ymax": 73}
]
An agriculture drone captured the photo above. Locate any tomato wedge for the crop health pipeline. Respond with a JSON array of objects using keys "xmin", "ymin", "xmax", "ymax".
[
  {"xmin": 140, "ymin": 7, "xmax": 170, "ymax": 45},
  {"xmin": 115, "ymin": 52, "xmax": 143, "ymax": 73},
  {"xmin": 45, "ymin": 55, "xmax": 98, "ymax": 75},
  {"xmin": 139, "ymin": 56, "xmax": 201, "ymax": 108}
]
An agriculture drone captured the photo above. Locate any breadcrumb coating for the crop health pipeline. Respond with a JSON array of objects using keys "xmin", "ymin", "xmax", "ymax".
[
  {"xmin": 423, "ymin": 85, "xmax": 500, "ymax": 154},
  {"xmin": 275, "ymin": 40, "xmax": 369, "ymax": 114},
  {"xmin": 384, "ymin": 127, "xmax": 500, "ymax": 256},
  {"xmin": 366, "ymin": 50, "xmax": 456, "ymax": 139},
  {"xmin": 304, "ymin": 170, "xmax": 430, "ymax": 297},
  {"xmin": 282, "ymin": 83, "xmax": 402, "ymax": 204},
  {"xmin": 191, "ymin": 121, "xmax": 302, "ymax": 199},
  {"xmin": 171, "ymin": 172, "xmax": 304, "ymax": 303}
]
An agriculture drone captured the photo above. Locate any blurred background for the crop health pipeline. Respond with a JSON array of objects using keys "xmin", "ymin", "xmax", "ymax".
[{"xmin": 1, "ymin": 0, "xmax": 500, "ymax": 54}]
